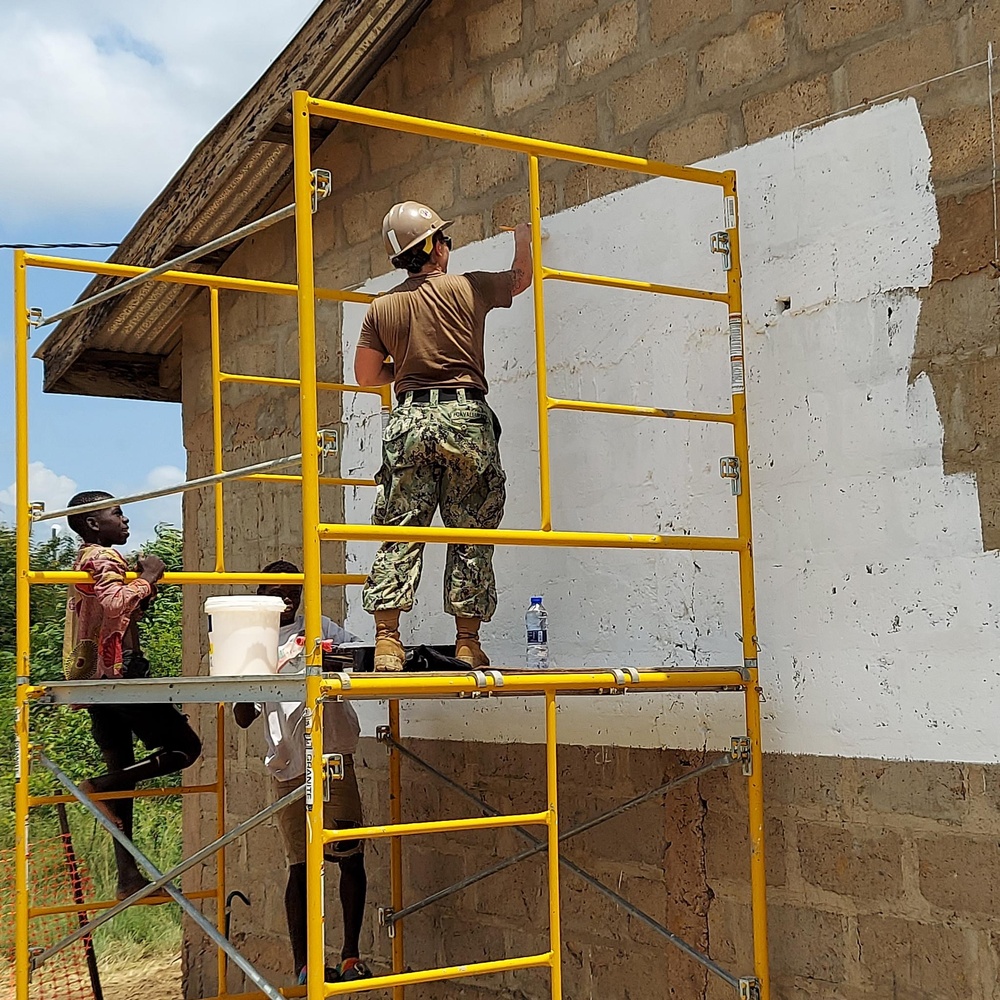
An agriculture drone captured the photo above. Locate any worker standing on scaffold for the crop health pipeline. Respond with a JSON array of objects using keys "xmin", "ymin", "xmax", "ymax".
[{"xmin": 354, "ymin": 202, "xmax": 532, "ymax": 671}]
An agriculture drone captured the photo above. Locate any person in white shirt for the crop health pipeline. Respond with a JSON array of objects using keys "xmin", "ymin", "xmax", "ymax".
[{"xmin": 233, "ymin": 560, "xmax": 372, "ymax": 986}]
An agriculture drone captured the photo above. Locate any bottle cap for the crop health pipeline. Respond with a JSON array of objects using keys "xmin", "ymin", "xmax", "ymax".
[{"xmin": 530, "ymin": 596, "xmax": 543, "ymax": 603}]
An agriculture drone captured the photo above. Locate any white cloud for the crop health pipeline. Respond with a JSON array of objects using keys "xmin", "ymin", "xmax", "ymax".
[
  {"xmin": 0, "ymin": 0, "xmax": 319, "ymax": 224},
  {"xmin": 146, "ymin": 465, "xmax": 184, "ymax": 490},
  {"xmin": 0, "ymin": 460, "xmax": 78, "ymax": 514}
]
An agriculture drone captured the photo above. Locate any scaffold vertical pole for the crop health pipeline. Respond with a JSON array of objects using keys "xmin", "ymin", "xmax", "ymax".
[
  {"xmin": 292, "ymin": 87, "xmax": 327, "ymax": 1000},
  {"xmin": 215, "ymin": 703, "xmax": 229, "ymax": 994},
  {"xmin": 210, "ymin": 287, "xmax": 226, "ymax": 573},
  {"xmin": 544, "ymin": 691, "xmax": 563, "ymax": 999},
  {"xmin": 13, "ymin": 249, "xmax": 31, "ymax": 1000},
  {"xmin": 388, "ymin": 699, "xmax": 406, "ymax": 999},
  {"xmin": 528, "ymin": 155, "xmax": 553, "ymax": 531},
  {"xmin": 723, "ymin": 171, "xmax": 770, "ymax": 1000}
]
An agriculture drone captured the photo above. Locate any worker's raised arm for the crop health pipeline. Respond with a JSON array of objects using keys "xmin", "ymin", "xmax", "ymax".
[
  {"xmin": 86, "ymin": 549, "xmax": 163, "ymax": 617},
  {"xmin": 509, "ymin": 222, "xmax": 532, "ymax": 297}
]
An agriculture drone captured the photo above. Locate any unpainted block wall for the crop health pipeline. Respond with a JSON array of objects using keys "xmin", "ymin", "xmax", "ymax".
[{"xmin": 178, "ymin": 0, "xmax": 1000, "ymax": 996}]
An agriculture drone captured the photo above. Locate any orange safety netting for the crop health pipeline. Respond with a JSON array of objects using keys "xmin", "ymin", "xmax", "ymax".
[{"xmin": 0, "ymin": 833, "xmax": 100, "ymax": 1000}]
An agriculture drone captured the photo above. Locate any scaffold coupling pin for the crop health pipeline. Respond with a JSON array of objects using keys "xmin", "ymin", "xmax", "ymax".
[
  {"xmin": 730, "ymin": 736, "xmax": 752, "ymax": 776},
  {"xmin": 310, "ymin": 168, "xmax": 332, "ymax": 213},
  {"xmin": 377, "ymin": 906, "xmax": 397, "ymax": 938}
]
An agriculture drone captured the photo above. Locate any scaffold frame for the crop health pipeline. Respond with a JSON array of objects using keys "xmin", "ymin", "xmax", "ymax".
[{"xmin": 11, "ymin": 89, "xmax": 769, "ymax": 1000}]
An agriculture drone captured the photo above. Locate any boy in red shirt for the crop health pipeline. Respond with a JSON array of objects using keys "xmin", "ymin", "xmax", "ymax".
[{"xmin": 64, "ymin": 491, "xmax": 201, "ymax": 899}]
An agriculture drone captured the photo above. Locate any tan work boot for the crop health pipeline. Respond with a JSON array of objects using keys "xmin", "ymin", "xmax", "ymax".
[
  {"xmin": 373, "ymin": 610, "xmax": 405, "ymax": 672},
  {"xmin": 455, "ymin": 617, "xmax": 490, "ymax": 668}
]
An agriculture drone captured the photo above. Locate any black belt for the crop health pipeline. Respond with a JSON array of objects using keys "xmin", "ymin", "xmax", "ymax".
[{"xmin": 399, "ymin": 388, "xmax": 486, "ymax": 404}]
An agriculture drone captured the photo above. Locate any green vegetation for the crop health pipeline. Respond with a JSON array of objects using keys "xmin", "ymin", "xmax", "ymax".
[{"xmin": 0, "ymin": 523, "xmax": 185, "ymax": 959}]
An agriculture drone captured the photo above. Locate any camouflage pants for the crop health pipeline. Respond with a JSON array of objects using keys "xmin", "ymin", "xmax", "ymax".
[{"xmin": 361, "ymin": 395, "xmax": 506, "ymax": 620}]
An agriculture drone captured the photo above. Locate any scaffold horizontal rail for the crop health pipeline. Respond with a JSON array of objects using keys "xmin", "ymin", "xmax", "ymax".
[
  {"xmin": 27, "ymin": 571, "xmax": 366, "ymax": 587},
  {"xmin": 323, "ymin": 811, "xmax": 549, "ymax": 844},
  {"xmin": 30, "ymin": 781, "xmax": 216, "ymax": 807},
  {"xmin": 319, "ymin": 522, "xmax": 746, "ymax": 551},
  {"xmin": 547, "ymin": 395, "xmax": 736, "ymax": 423},
  {"xmin": 30, "ymin": 889, "xmax": 216, "ymax": 919},
  {"xmin": 24, "ymin": 251, "xmax": 376, "ymax": 304},
  {"xmin": 542, "ymin": 265, "xmax": 730, "ymax": 304},
  {"xmin": 306, "ymin": 96, "xmax": 728, "ymax": 187},
  {"xmin": 29, "ymin": 667, "xmax": 747, "ymax": 706},
  {"xmin": 323, "ymin": 952, "xmax": 554, "ymax": 997}
]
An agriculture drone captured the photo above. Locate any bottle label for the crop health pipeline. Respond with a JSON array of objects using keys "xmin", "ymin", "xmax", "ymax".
[{"xmin": 527, "ymin": 630, "xmax": 547, "ymax": 644}]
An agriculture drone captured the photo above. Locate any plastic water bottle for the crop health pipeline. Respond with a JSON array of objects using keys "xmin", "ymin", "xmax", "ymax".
[{"xmin": 525, "ymin": 596, "xmax": 549, "ymax": 670}]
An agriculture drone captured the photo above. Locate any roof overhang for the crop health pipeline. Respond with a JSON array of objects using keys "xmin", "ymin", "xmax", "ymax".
[{"xmin": 34, "ymin": 0, "xmax": 431, "ymax": 401}]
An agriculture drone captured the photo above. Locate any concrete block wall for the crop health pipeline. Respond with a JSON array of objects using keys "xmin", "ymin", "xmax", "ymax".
[{"xmin": 176, "ymin": 0, "xmax": 1000, "ymax": 996}]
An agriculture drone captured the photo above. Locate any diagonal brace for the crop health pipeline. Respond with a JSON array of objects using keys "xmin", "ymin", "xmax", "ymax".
[
  {"xmin": 37, "ymin": 754, "xmax": 286, "ymax": 1000},
  {"xmin": 382, "ymin": 737, "xmax": 741, "ymax": 987}
]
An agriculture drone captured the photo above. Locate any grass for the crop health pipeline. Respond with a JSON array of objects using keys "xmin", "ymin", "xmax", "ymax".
[
  {"xmin": 83, "ymin": 798, "xmax": 184, "ymax": 964},
  {"xmin": 0, "ymin": 796, "xmax": 184, "ymax": 967}
]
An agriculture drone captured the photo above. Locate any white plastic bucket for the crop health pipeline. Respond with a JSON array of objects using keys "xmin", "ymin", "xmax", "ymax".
[{"xmin": 204, "ymin": 596, "xmax": 286, "ymax": 676}]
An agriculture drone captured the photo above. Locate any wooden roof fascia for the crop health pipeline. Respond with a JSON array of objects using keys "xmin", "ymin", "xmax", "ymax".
[{"xmin": 36, "ymin": 0, "xmax": 432, "ymax": 397}]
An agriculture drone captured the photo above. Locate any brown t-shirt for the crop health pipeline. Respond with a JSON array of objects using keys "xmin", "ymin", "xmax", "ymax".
[{"xmin": 357, "ymin": 270, "xmax": 514, "ymax": 395}]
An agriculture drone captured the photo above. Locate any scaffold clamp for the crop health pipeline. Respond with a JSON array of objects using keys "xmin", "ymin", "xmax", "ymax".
[
  {"xmin": 28, "ymin": 501, "xmax": 45, "ymax": 520},
  {"xmin": 711, "ymin": 230, "xmax": 732, "ymax": 270},
  {"xmin": 322, "ymin": 753, "xmax": 344, "ymax": 802},
  {"xmin": 329, "ymin": 670, "xmax": 352, "ymax": 691},
  {"xmin": 377, "ymin": 906, "xmax": 397, "ymax": 938},
  {"xmin": 27, "ymin": 307, "xmax": 42, "ymax": 330},
  {"xmin": 720, "ymin": 456, "xmax": 741, "ymax": 495},
  {"xmin": 739, "ymin": 976, "xmax": 762, "ymax": 1000},
  {"xmin": 376, "ymin": 725, "xmax": 391, "ymax": 745},
  {"xmin": 310, "ymin": 168, "xmax": 332, "ymax": 212},
  {"xmin": 730, "ymin": 736, "xmax": 752, "ymax": 776}
]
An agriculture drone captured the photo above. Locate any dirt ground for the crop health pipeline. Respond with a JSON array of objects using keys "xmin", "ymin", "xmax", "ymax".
[{"xmin": 98, "ymin": 954, "xmax": 182, "ymax": 1000}]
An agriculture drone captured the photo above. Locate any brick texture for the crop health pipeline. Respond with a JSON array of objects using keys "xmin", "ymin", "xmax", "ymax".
[
  {"xmin": 466, "ymin": 0, "xmax": 522, "ymax": 61},
  {"xmin": 800, "ymin": 0, "xmax": 903, "ymax": 51},
  {"xmin": 565, "ymin": 1, "xmax": 638, "ymax": 81},
  {"xmin": 650, "ymin": 0, "xmax": 731, "ymax": 45},
  {"xmin": 845, "ymin": 20, "xmax": 955, "ymax": 104},
  {"xmin": 610, "ymin": 55, "xmax": 687, "ymax": 134},
  {"xmin": 491, "ymin": 46, "xmax": 559, "ymax": 115},
  {"xmin": 649, "ymin": 111, "xmax": 729, "ymax": 165},
  {"xmin": 742, "ymin": 76, "xmax": 831, "ymax": 141},
  {"xmin": 698, "ymin": 11, "xmax": 787, "ymax": 97}
]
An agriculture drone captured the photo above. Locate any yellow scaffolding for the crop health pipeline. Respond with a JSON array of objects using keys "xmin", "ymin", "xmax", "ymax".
[{"xmin": 12, "ymin": 90, "xmax": 768, "ymax": 1000}]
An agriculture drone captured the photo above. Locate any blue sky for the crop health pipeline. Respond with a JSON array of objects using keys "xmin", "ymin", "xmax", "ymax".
[{"xmin": 0, "ymin": 0, "xmax": 318, "ymax": 545}]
